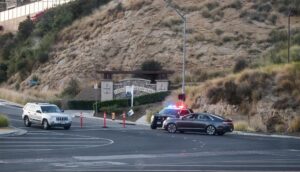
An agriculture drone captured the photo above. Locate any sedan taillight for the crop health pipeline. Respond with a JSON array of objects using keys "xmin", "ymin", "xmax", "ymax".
[{"xmin": 223, "ymin": 119, "xmax": 233, "ymax": 125}]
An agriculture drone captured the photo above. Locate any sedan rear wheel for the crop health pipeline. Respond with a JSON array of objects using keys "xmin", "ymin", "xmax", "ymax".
[
  {"xmin": 206, "ymin": 125, "xmax": 216, "ymax": 135},
  {"xmin": 167, "ymin": 123, "xmax": 177, "ymax": 133}
]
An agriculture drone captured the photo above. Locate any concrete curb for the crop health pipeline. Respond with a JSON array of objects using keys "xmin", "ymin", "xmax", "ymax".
[
  {"xmin": 232, "ymin": 131, "xmax": 300, "ymax": 139},
  {"xmin": 0, "ymin": 126, "xmax": 27, "ymax": 137},
  {"xmin": 0, "ymin": 99, "xmax": 23, "ymax": 108}
]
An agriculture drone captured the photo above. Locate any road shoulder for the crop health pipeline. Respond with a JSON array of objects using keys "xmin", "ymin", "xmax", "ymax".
[{"xmin": 0, "ymin": 126, "xmax": 27, "ymax": 137}]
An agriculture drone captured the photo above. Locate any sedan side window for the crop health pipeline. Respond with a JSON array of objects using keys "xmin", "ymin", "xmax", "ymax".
[
  {"xmin": 197, "ymin": 115, "xmax": 209, "ymax": 121},
  {"xmin": 184, "ymin": 114, "xmax": 196, "ymax": 120}
]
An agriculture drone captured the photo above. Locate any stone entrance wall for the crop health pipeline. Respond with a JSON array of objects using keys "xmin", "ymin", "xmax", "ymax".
[{"xmin": 101, "ymin": 78, "xmax": 169, "ymax": 101}]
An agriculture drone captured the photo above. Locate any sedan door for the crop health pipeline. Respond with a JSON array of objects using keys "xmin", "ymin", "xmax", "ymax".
[
  {"xmin": 194, "ymin": 114, "xmax": 212, "ymax": 131},
  {"xmin": 176, "ymin": 114, "xmax": 197, "ymax": 130}
]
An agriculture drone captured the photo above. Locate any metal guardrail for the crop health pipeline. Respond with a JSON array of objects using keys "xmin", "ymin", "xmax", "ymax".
[{"xmin": 0, "ymin": 0, "xmax": 74, "ymax": 22}]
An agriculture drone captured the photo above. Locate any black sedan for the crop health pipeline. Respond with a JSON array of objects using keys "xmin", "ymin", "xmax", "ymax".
[{"xmin": 162, "ymin": 113, "xmax": 234, "ymax": 135}]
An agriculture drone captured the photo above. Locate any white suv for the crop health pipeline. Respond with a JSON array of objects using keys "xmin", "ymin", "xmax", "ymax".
[{"xmin": 22, "ymin": 103, "xmax": 72, "ymax": 130}]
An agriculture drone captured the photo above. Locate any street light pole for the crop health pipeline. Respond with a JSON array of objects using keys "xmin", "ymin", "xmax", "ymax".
[
  {"xmin": 288, "ymin": 9, "xmax": 291, "ymax": 63},
  {"xmin": 164, "ymin": 0, "xmax": 186, "ymax": 96}
]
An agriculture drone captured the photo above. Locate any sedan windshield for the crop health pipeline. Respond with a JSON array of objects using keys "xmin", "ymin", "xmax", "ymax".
[{"xmin": 41, "ymin": 106, "xmax": 61, "ymax": 113}]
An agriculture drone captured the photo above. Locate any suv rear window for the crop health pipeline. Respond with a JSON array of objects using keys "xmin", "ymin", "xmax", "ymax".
[
  {"xmin": 180, "ymin": 110, "xmax": 190, "ymax": 115},
  {"xmin": 158, "ymin": 109, "xmax": 180, "ymax": 116}
]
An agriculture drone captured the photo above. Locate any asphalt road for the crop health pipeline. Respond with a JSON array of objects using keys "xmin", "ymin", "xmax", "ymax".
[{"xmin": 1, "ymin": 103, "xmax": 300, "ymax": 172}]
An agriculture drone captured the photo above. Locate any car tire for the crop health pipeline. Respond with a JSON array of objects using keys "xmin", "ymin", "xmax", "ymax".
[
  {"xmin": 24, "ymin": 116, "xmax": 31, "ymax": 127},
  {"xmin": 64, "ymin": 126, "xmax": 71, "ymax": 130},
  {"xmin": 217, "ymin": 131, "xmax": 225, "ymax": 136},
  {"xmin": 167, "ymin": 123, "xmax": 177, "ymax": 133},
  {"xmin": 150, "ymin": 123, "xmax": 157, "ymax": 129},
  {"xmin": 206, "ymin": 125, "xmax": 216, "ymax": 135},
  {"xmin": 150, "ymin": 121, "xmax": 157, "ymax": 130},
  {"xmin": 42, "ymin": 119, "xmax": 50, "ymax": 130}
]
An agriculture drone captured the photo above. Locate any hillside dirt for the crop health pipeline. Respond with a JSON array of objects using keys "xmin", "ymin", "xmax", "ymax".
[{"xmin": 15, "ymin": 0, "xmax": 299, "ymax": 91}]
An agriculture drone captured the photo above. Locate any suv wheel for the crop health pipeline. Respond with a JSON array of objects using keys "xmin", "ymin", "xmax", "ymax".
[
  {"xmin": 24, "ymin": 116, "xmax": 31, "ymax": 127},
  {"xmin": 150, "ymin": 123, "xmax": 157, "ymax": 129},
  {"xmin": 206, "ymin": 125, "xmax": 216, "ymax": 135},
  {"xmin": 42, "ymin": 119, "xmax": 50, "ymax": 130},
  {"xmin": 64, "ymin": 126, "xmax": 70, "ymax": 130},
  {"xmin": 167, "ymin": 123, "xmax": 177, "ymax": 133}
]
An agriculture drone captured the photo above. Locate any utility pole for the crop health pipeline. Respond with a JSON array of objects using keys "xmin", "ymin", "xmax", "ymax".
[
  {"xmin": 288, "ymin": 9, "xmax": 291, "ymax": 63},
  {"xmin": 164, "ymin": 0, "xmax": 186, "ymax": 97}
]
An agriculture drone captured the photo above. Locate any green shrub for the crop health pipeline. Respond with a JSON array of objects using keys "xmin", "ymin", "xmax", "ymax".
[
  {"xmin": 202, "ymin": 9, "xmax": 211, "ymax": 18},
  {"xmin": 206, "ymin": 86, "xmax": 223, "ymax": 104},
  {"xmin": 224, "ymin": 80, "xmax": 241, "ymax": 105},
  {"xmin": 272, "ymin": 97, "xmax": 300, "ymax": 110},
  {"xmin": 266, "ymin": 114, "xmax": 285, "ymax": 132},
  {"xmin": 67, "ymin": 100, "xmax": 95, "ymax": 110},
  {"xmin": 17, "ymin": 16, "xmax": 34, "ymax": 40},
  {"xmin": 61, "ymin": 78, "xmax": 80, "ymax": 98},
  {"xmin": 206, "ymin": 2, "xmax": 219, "ymax": 11},
  {"xmin": 0, "ymin": 0, "xmax": 111, "ymax": 80},
  {"xmin": 292, "ymin": 33, "xmax": 300, "ymax": 45},
  {"xmin": 134, "ymin": 60, "xmax": 162, "ymax": 83},
  {"xmin": 229, "ymin": 0, "xmax": 242, "ymax": 9},
  {"xmin": 215, "ymin": 29, "xmax": 224, "ymax": 35},
  {"xmin": 222, "ymin": 36, "xmax": 234, "ymax": 42},
  {"xmin": 134, "ymin": 91, "xmax": 170, "ymax": 105},
  {"xmin": 0, "ymin": 63, "xmax": 8, "ymax": 83},
  {"xmin": 269, "ymin": 29, "xmax": 287, "ymax": 43},
  {"xmin": 161, "ymin": 17, "xmax": 182, "ymax": 28},
  {"xmin": 257, "ymin": 3, "xmax": 272, "ymax": 12},
  {"xmin": 233, "ymin": 59, "xmax": 248, "ymax": 73},
  {"xmin": 269, "ymin": 14, "xmax": 277, "ymax": 25},
  {"xmin": 37, "ymin": 51, "xmax": 49, "ymax": 63},
  {"xmin": 93, "ymin": 91, "xmax": 170, "ymax": 111},
  {"xmin": 0, "ymin": 32, "xmax": 13, "ymax": 46},
  {"xmin": 291, "ymin": 46, "xmax": 300, "ymax": 62},
  {"xmin": 0, "ymin": 114, "xmax": 9, "ymax": 127},
  {"xmin": 31, "ymin": 75, "xmax": 39, "ymax": 82}
]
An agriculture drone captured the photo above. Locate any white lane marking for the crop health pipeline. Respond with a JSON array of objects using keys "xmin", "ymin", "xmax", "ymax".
[
  {"xmin": 0, "ymin": 149, "xmax": 53, "ymax": 152},
  {"xmin": 73, "ymin": 150, "xmax": 281, "ymax": 161},
  {"xmin": 0, "ymin": 145, "xmax": 100, "ymax": 147},
  {"xmin": 289, "ymin": 149, "xmax": 300, "ymax": 152},
  {"xmin": 0, "ymin": 137, "xmax": 99, "ymax": 139},
  {"xmin": 52, "ymin": 161, "xmax": 127, "ymax": 167},
  {"xmin": 0, "ymin": 141, "xmax": 109, "ymax": 144},
  {"xmin": 70, "ymin": 128, "xmax": 148, "ymax": 131}
]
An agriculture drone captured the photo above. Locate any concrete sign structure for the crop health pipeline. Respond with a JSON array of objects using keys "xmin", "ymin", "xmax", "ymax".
[
  {"xmin": 98, "ymin": 70, "xmax": 172, "ymax": 102},
  {"xmin": 101, "ymin": 80, "xmax": 113, "ymax": 102},
  {"xmin": 100, "ymin": 78, "xmax": 169, "ymax": 102}
]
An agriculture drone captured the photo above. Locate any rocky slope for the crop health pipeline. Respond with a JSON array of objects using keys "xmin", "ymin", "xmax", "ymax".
[
  {"xmin": 18, "ymin": 0, "xmax": 299, "ymax": 91},
  {"xmin": 167, "ymin": 63, "xmax": 300, "ymax": 133}
]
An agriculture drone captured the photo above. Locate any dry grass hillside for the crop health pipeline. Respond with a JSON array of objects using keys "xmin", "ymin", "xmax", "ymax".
[
  {"xmin": 17, "ymin": 0, "xmax": 299, "ymax": 91},
  {"xmin": 167, "ymin": 62, "xmax": 300, "ymax": 133}
]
